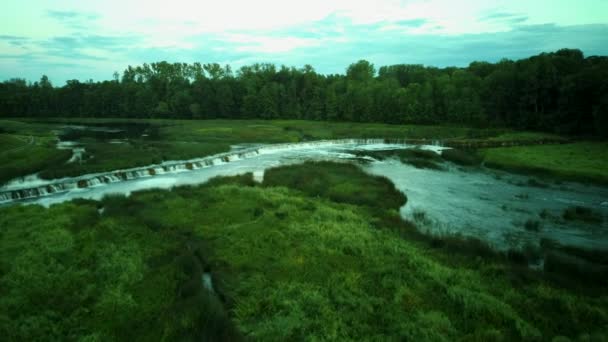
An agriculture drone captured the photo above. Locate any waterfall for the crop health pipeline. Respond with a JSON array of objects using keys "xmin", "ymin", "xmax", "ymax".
[{"xmin": 0, "ymin": 138, "xmax": 424, "ymax": 204}]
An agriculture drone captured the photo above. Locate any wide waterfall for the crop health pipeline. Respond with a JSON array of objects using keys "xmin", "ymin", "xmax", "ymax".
[{"xmin": 0, "ymin": 139, "xmax": 440, "ymax": 204}]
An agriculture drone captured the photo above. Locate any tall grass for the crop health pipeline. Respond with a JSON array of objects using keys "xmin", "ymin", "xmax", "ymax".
[
  {"xmin": 1, "ymin": 163, "xmax": 607, "ymax": 340},
  {"xmin": 263, "ymin": 161, "xmax": 407, "ymax": 210}
]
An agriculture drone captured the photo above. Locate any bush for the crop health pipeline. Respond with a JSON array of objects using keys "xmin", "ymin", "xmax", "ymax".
[
  {"xmin": 428, "ymin": 234, "xmax": 500, "ymax": 260},
  {"xmin": 205, "ymin": 173, "xmax": 256, "ymax": 188},
  {"xmin": 507, "ymin": 249, "xmax": 529, "ymax": 265},
  {"xmin": 544, "ymin": 252, "xmax": 608, "ymax": 286},
  {"xmin": 506, "ymin": 244, "xmax": 541, "ymax": 266}
]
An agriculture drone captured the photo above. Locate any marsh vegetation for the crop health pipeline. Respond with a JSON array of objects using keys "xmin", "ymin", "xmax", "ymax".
[{"xmin": 1, "ymin": 164, "xmax": 607, "ymax": 340}]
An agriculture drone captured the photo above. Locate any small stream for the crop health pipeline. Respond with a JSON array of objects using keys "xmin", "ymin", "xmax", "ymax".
[{"xmin": 1, "ymin": 140, "xmax": 606, "ymax": 252}]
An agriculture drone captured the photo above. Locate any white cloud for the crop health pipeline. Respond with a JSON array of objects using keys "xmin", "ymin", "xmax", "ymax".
[{"xmin": 1, "ymin": 0, "xmax": 607, "ymax": 83}]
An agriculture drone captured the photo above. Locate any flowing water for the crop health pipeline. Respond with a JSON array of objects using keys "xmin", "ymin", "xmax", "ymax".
[
  {"xmin": 368, "ymin": 161, "xmax": 608, "ymax": 251},
  {"xmin": 1, "ymin": 139, "xmax": 606, "ymax": 251}
]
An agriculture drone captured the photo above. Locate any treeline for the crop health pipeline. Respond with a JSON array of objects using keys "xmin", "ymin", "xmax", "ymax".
[{"xmin": 1, "ymin": 48, "xmax": 607, "ymax": 136}]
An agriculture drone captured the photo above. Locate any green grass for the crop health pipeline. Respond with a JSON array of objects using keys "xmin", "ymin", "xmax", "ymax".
[
  {"xmin": 38, "ymin": 140, "xmax": 229, "ymax": 179},
  {"xmin": 0, "ymin": 120, "xmax": 74, "ymax": 184},
  {"xmin": 488, "ymin": 131, "xmax": 567, "ymax": 142},
  {"xmin": 1, "ymin": 164, "xmax": 607, "ymax": 340},
  {"xmin": 263, "ymin": 161, "xmax": 407, "ymax": 210},
  {"xmin": 0, "ymin": 134, "xmax": 26, "ymax": 152},
  {"xmin": 481, "ymin": 142, "xmax": 608, "ymax": 184},
  {"xmin": 0, "ymin": 138, "xmax": 72, "ymax": 185}
]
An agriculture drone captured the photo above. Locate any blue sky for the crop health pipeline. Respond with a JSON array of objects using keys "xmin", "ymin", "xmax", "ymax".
[{"xmin": 1, "ymin": 0, "xmax": 607, "ymax": 84}]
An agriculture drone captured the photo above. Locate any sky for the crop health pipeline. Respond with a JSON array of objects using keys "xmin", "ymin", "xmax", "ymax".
[{"xmin": 1, "ymin": 0, "xmax": 607, "ymax": 84}]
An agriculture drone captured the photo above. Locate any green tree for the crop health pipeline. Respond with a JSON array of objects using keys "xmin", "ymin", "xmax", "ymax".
[{"xmin": 347, "ymin": 60, "xmax": 375, "ymax": 83}]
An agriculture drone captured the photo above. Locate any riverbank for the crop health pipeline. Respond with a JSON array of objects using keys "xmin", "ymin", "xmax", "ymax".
[
  {"xmin": 480, "ymin": 142, "xmax": 608, "ymax": 185},
  {"xmin": 3, "ymin": 118, "xmax": 602, "ymax": 185}
]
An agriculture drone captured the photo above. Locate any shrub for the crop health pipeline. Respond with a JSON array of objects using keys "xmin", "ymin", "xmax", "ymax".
[
  {"xmin": 507, "ymin": 249, "xmax": 529, "ymax": 265},
  {"xmin": 206, "ymin": 173, "xmax": 256, "ymax": 188},
  {"xmin": 428, "ymin": 234, "xmax": 500, "ymax": 260},
  {"xmin": 100, "ymin": 193, "xmax": 134, "ymax": 216},
  {"xmin": 506, "ymin": 244, "xmax": 542, "ymax": 266},
  {"xmin": 544, "ymin": 252, "xmax": 608, "ymax": 286},
  {"xmin": 253, "ymin": 207, "xmax": 264, "ymax": 218}
]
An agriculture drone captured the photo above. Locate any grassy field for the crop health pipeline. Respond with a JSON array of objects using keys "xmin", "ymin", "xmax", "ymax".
[
  {"xmin": 481, "ymin": 142, "xmax": 608, "ymax": 185},
  {"xmin": 1, "ymin": 163, "xmax": 606, "ymax": 340}
]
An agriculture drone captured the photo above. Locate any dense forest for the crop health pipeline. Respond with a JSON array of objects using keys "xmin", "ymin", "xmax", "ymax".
[{"xmin": 1, "ymin": 48, "xmax": 607, "ymax": 136}]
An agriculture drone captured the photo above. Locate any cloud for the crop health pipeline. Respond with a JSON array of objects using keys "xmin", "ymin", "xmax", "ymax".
[
  {"xmin": 35, "ymin": 34, "xmax": 138, "ymax": 61},
  {"xmin": 506, "ymin": 16, "xmax": 528, "ymax": 24},
  {"xmin": 47, "ymin": 10, "xmax": 100, "ymax": 21},
  {"xmin": 373, "ymin": 23, "xmax": 606, "ymax": 65},
  {"xmin": 0, "ymin": 35, "xmax": 27, "ymax": 40},
  {"xmin": 480, "ymin": 12, "xmax": 519, "ymax": 21},
  {"xmin": 395, "ymin": 19, "xmax": 427, "ymax": 27},
  {"xmin": 228, "ymin": 22, "xmax": 608, "ymax": 73},
  {"xmin": 2, "ymin": 2, "xmax": 608, "ymax": 85},
  {"xmin": 479, "ymin": 11, "xmax": 528, "ymax": 26},
  {"xmin": 46, "ymin": 10, "xmax": 101, "ymax": 30},
  {"xmin": 0, "ymin": 35, "xmax": 31, "ymax": 47}
]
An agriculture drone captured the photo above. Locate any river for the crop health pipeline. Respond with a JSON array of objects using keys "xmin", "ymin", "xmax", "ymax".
[{"xmin": 1, "ymin": 139, "xmax": 606, "ymax": 251}]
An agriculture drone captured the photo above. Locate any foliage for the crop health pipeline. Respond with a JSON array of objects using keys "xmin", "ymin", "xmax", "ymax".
[
  {"xmin": 39, "ymin": 140, "xmax": 228, "ymax": 179},
  {"xmin": 0, "ymin": 140, "xmax": 72, "ymax": 185},
  {"xmin": 1, "ymin": 49, "xmax": 607, "ymax": 136},
  {"xmin": 262, "ymin": 161, "xmax": 407, "ymax": 210},
  {"xmin": 1, "ymin": 167, "xmax": 607, "ymax": 340}
]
